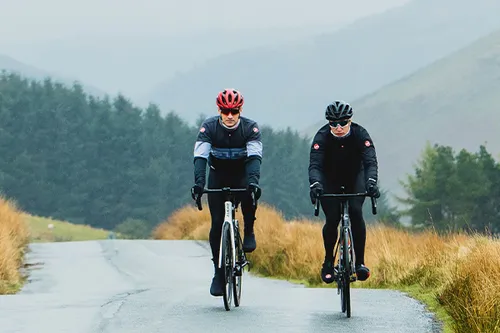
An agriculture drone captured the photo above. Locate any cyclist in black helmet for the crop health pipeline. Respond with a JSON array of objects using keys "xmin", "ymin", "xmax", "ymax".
[{"xmin": 308, "ymin": 100, "xmax": 380, "ymax": 283}]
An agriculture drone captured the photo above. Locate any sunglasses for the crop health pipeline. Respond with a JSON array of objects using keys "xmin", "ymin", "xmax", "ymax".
[
  {"xmin": 220, "ymin": 108, "xmax": 240, "ymax": 115},
  {"xmin": 329, "ymin": 119, "xmax": 350, "ymax": 127}
]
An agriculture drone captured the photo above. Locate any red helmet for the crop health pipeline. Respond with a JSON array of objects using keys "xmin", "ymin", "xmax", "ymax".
[{"xmin": 216, "ymin": 88, "xmax": 244, "ymax": 109}]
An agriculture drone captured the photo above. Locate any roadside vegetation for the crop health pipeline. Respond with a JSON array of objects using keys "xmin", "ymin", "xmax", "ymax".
[
  {"xmin": 154, "ymin": 203, "xmax": 500, "ymax": 333},
  {"xmin": 0, "ymin": 196, "xmax": 29, "ymax": 294}
]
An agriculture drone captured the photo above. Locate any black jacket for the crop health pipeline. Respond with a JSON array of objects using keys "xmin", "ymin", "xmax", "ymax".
[
  {"xmin": 308, "ymin": 122, "xmax": 378, "ymax": 189},
  {"xmin": 193, "ymin": 116, "xmax": 262, "ymax": 187}
]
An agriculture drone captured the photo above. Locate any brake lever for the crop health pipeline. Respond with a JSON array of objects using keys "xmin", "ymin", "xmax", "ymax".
[
  {"xmin": 196, "ymin": 196, "xmax": 202, "ymax": 211},
  {"xmin": 314, "ymin": 197, "xmax": 320, "ymax": 216},
  {"xmin": 371, "ymin": 196, "xmax": 377, "ymax": 215}
]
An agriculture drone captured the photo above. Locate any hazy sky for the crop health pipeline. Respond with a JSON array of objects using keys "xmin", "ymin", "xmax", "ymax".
[
  {"xmin": 1, "ymin": 0, "xmax": 411, "ymax": 41},
  {"xmin": 0, "ymin": 0, "xmax": 412, "ymax": 98}
]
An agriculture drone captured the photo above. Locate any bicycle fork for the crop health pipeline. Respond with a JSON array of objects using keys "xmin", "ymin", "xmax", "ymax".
[{"xmin": 339, "ymin": 213, "xmax": 356, "ymax": 281}]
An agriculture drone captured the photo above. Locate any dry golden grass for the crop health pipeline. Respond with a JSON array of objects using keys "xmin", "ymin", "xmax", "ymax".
[
  {"xmin": 153, "ymin": 204, "xmax": 212, "ymax": 241},
  {"xmin": 439, "ymin": 239, "xmax": 500, "ymax": 333},
  {"xmin": 154, "ymin": 202, "xmax": 500, "ymax": 333},
  {"xmin": 0, "ymin": 196, "xmax": 30, "ymax": 294}
]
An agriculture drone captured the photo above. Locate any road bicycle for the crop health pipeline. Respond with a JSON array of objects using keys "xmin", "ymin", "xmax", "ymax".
[
  {"xmin": 196, "ymin": 187, "xmax": 256, "ymax": 311},
  {"xmin": 314, "ymin": 186, "xmax": 377, "ymax": 318}
]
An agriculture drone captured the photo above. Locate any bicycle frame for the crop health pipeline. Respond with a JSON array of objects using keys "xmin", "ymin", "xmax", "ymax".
[
  {"xmin": 338, "ymin": 199, "xmax": 356, "ymax": 277},
  {"xmin": 314, "ymin": 188, "xmax": 377, "ymax": 268},
  {"xmin": 313, "ymin": 186, "xmax": 377, "ymax": 317},
  {"xmin": 196, "ymin": 187, "xmax": 256, "ymax": 310},
  {"xmin": 196, "ymin": 187, "xmax": 249, "ymax": 267}
]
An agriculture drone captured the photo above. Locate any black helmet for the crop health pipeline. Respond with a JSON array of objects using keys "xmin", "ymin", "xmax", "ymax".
[{"xmin": 325, "ymin": 100, "xmax": 353, "ymax": 121}]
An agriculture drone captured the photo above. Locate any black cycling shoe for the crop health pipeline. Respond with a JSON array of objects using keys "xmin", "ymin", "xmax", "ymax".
[
  {"xmin": 355, "ymin": 264, "xmax": 371, "ymax": 281},
  {"xmin": 243, "ymin": 232, "xmax": 256, "ymax": 253},
  {"xmin": 321, "ymin": 259, "xmax": 336, "ymax": 284},
  {"xmin": 210, "ymin": 271, "xmax": 224, "ymax": 297}
]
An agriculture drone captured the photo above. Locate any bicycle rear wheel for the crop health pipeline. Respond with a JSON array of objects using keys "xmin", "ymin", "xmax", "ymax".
[
  {"xmin": 221, "ymin": 222, "xmax": 233, "ymax": 311},
  {"xmin": 233, "ymin": 225, "xmax": 243, "ymax": 307}
]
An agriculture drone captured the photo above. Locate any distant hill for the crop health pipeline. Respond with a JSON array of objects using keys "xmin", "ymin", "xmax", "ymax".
[
  {"xmin": 145, "ymin": 0, "xmax": 500, "ymax": 129},
  {"xmin": 305, "ymin": 28, "xmax": 500, "ymax": 204},
  {"xmin": 3, "ymin": 0, "xmax": 409, "ymax": 99},
  {"xmin": 0, "ymin": 54, "xmax": 107, "ymax": 98}
]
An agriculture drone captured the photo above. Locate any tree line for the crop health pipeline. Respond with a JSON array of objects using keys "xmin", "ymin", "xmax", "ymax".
[
  {"xmin": 1, "ymin": 72, "xmax": 393, "ymax": 236},
  {"xmin": 398, "ymin": 143, "xmax": 500, "ymax": 234},
  {"xmin": 2, "ymin": 71, "xmax": 495, "ymax": 237}
]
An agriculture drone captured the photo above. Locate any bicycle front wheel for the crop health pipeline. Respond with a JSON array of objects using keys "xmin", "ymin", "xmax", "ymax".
[
  {"xmin": 221, "ymin": 222, "xmax": 233, "ymax": 311},
  {"xmin": 342, "ymin": 228, "xmax": 352, "ymax": 318}
]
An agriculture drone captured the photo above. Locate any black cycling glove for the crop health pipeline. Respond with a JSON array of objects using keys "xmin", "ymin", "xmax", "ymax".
[
  {"xmin": 366, "ymin": 178, "xmax": 380, "ymax": 198},
  {"xmin": 309, "ymin": 182, "xmax": 323, "ymax": 204},
  {"xmin": 191, "ymin": 184, "xmax": 204, "ymax": 201},
  {"xmin": 247, "ymin": 183, "xmax": 262, "ymax": 201}
]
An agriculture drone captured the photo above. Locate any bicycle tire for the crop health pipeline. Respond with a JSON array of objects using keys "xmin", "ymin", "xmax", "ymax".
[
  {"xmin": 338, "ymin": 233, "xmax": 346, "ymax": 313},
  {"xmin": 221, "ymin": 222, "xmax": 233, "ymax": 311},
  {"xmin": 233, "ymin": 223, "xmax": 243, "ymax": 307},
  {"xmin": 342, "ymin": 227, "xmax": 351, "ymax": 318},
  {"xmin": 340, "ymin": 279, "xmax": 346, "ymax": 313}
]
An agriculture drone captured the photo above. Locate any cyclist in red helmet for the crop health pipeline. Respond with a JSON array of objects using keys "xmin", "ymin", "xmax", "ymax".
[
  {"xmin": 216, "ymin": 88, "xmax": 245, "ymax": 109},
  {"xmin": 191, "ymin": 88, "xmax": 263, "ymax": 297}
]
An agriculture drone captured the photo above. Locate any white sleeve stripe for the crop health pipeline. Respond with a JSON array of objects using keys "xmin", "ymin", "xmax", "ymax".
[
  {"xmin": 247, "ymin": 141, "xmax": 262, "ymax": 157},
  {"xmin": 194, "ymin": 141, "xmax": 211, "ymax": 158}
]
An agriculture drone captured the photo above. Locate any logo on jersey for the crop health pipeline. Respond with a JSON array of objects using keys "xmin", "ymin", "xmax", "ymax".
[
  {"xmin": 200, "ymin": 127, "xmax": 206, "ymax": 133},
  {"xmin": 365, "ymin": 140, "xmax": 371, "ymax": 147},
  {"xmin": 313, "ymin": 143, "xmax": 320, "ymax": 150}
]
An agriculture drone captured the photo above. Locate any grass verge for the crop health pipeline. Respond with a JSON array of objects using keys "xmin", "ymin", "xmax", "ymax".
[
  {"xmin": 0, "ymin": 196, "xmax": 30, "ymax": 294},
  {"xmin": 24, "ymin": 214, "xmax": 111, "ymax": 242},
  {"xmin": 153, "ymin": 202, "xmax": 500, "ymax": 333}
]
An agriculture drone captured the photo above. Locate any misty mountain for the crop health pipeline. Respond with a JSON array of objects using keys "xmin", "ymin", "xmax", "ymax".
[
  {"xmin": 1, "ymin": 0, "xmax": 409, "ymax": 100},
  {"xmin": 10, "ymin": 26, "xmax": 347, "ymax": 102},
  {"xmin": 305, "ymin": 28, "xmax": 500, "ymax": 204},
  {"xmin": 145, "ymin": 0, "xmax": 500, "ymax": 129},
  {"xmin": 0, "ymin": 54, "xmax": 107, "ymax": 98}
]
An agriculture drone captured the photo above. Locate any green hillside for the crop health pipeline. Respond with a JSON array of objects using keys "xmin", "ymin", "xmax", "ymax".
[{"xmin": 305, "ymin": 28, "xmax": 500, "ymax": 203}]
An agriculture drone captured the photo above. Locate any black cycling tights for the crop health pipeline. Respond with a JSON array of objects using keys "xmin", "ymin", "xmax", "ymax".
[
  {"xmin": 320, "ymin": 196, "xmax": 366, "ymax": 266},
  {"xmin": 206, "ymin": 171, "xmax": 256, "ymax": 263}
]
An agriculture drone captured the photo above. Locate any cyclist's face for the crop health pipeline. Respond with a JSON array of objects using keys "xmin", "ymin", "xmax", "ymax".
[
  {"xmin": 219, "ymin": 107, "xmax": 241, "ymax": 127},
  {"xmin": 330, "ymin": 119, "xmax": 351, "ymax": 137}
]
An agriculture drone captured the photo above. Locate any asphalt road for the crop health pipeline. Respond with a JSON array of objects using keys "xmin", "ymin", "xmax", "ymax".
[{"xmin": 0, "ymin": 240, "xmax": 442, "ymax": 332}]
